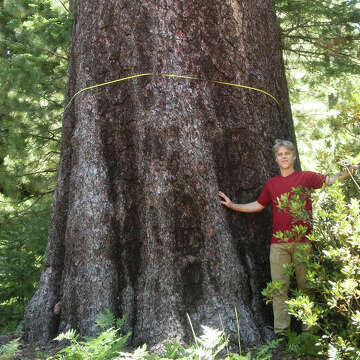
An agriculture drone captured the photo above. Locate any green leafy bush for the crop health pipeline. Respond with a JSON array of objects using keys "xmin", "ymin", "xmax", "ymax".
[
  {"xmin": 263, "ymin": 178, "xmax": 360, "ymax": 359},
  {"xmin": 262, "ymin": 94, "xmax": 360, "ymax": 359},
  {"xmin": 284, "ymin": 329, "xmax": 318, "ymax": 357},
  {"xmin": 302, "ymin": 182, "xmax": 360, "ymax": 359}
]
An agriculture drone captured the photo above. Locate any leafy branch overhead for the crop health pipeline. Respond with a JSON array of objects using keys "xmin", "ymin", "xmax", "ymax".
[
  {"xmin": 274, "ymin": 0, "xmax": 360, "ymax": 76},
  {"xmin": 0, "ymin": 0, "xmax": 72, "ymax": 201}
]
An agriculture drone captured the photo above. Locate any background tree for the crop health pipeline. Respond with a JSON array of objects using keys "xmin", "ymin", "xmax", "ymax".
[
  {"xmin": 24, "ymin": 0, "xmax": 296, "ymax": 349},
  {"xmin": 274, "ymin": 0, "xmax": 360, "ymax": 78},
  {"xmin": 0, "ymin": 0, "xmax": 71, "ymax": 332},
  {"xmin": 273, "ymin": 0, "xmax": 360, "ymax": 169}
]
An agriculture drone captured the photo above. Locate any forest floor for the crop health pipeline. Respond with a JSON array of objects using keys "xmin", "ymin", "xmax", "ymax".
[
  {"xmin": 0, "ymin": 333, "xmax": 318, "ymax": 360},
  {"xmin": 0, "ymin": 333, "xmax": 62, "ymax": 359}
]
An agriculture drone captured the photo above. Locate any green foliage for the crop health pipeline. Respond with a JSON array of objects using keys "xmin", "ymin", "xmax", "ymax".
[
  {"xmin": 0, "ymin": 337, "xmax": 21, "ymax": 360},
  {"xmin": 263, "ymin": 151, "xmax": 360, "ymax": 358},
  {"xmin": 277, "ymin": 186, "xmax": 312, "ymax": 223},
  {"xmin": 0, "ymin": 0, "xmax": 72, "ymax": 332},
  {"xmin": 274, "ymin": 0, "xmax": 360, "ymax": 78},
  {"xmin": 44, "ymin": 310, "xmax": 281, "ymax": 360},
  {"xmin": 95, "ymin": 308, "xmax": 117, "ymax": 330},
  {"xmin": 261, "ymin": 281, "xmax": 284, "ymax": 305},
  {"xmin": 286, "ymin": 293, "xmax": 320, "ymax": 329},
  {"xmin": 158, "ymin": 340, "xmax": 186, "ymax": 359},
  {"xmin": 185, "ymin": 326, "xmax": 227, "ymax": 360},
  {"xmin": 0, "ymin": 3, "xmax": 359, "ymax": 360},
  {"xmin": 51, "ymin": 327, "xmax": 129, "ymax": 360},
  {"xmin": 285, "ymin": 330, "xmax": 319, "ymax": 357},
  {"xmin": 312, "ymin": 94, "xmax": 360, "ymax": 180},
  {"xmin": 0, "ymin": 0, "xmax": 70, "ymax": 200},
  {"xmin": 49, "ymin": 310, "xmax": 131, "ymax": 360},
  {"xmin": 116, "ymin": 326, "xmax": 281, "ymax": 360},
  {"xmin": 262, "ymin": 90, "xmax": 360, "ymax": 359},
  {"xmin": 117, "ymin": 344, "xmax": 149, "ymax": 360},
  {"xmin": 0, "ymin": 318, "xmax": 282, "ymax": 360},
  {"xmin": 291, "ymin": 77, "xmax": 360, "ymax": 172},
  {"xmin": 0, "ymin": 196, "xmax": 51, "ymax": 332},
  {"xmin": 245, "ymin": 339, "xmax": 282, "ymax": 360},
  {"xmin": 274, "ymin": 0, "xmax": 360, "ymax": 174},
  {"xmin": 301, "ymin": 181, "xmax": 360, "ymax": 359}
]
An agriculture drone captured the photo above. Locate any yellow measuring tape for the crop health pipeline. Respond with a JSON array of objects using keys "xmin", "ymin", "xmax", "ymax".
[{"xmin": 64, "ymin": 72, "xmax": 280, "ymax": 112}]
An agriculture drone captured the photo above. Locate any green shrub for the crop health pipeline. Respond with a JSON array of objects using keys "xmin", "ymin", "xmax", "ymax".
[
  {"xmin": 285, "ymin": 330, "xmax": 319, "ymax": 357},
  {"xmin": 263, "ymin": 178, "xmax": 360, "ymax": 359},
  {"xmin": 116, "ymin": 324, "xmax": 282, "ymax": 360},
  {"xmin": 49, "ymin": 309, "xmax": 130, "ymax": 360},
  {"xmin": 0, "ymin": 337, "xmax": 21, "ymax": 360}
]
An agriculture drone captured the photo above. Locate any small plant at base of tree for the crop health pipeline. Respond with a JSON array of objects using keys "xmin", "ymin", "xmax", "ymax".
[
  {"xmin": 0, "ymin": 337, "xmax": 21, "ymax": 360},
  {"xmin": 116, "ymin": 320, "xmax": 282, "ymax": 360},
  {"xmin": 48, "ymin": 309, "xmax": 130, "ymax": 360}
]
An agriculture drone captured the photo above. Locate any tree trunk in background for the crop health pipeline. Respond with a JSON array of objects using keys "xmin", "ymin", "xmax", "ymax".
[{"xmin": 25, "ymin": 0, "xmax": 296, "ymax": 350}]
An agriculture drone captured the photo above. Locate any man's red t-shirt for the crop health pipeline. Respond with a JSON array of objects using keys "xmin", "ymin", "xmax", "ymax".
[{"xmin": 257, "ymin": 171, "xmax": 326, "ymax": 244}]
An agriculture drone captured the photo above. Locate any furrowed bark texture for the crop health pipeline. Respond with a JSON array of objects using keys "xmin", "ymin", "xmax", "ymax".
[{"xmin": 25, "ymin": 0, "xmax": 296, "ymax": 350}]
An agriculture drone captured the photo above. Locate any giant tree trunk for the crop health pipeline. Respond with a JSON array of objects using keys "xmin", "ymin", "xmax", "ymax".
[{"xmin": 25, "ymin": 0, "xmax": 296, "ymax": 350}]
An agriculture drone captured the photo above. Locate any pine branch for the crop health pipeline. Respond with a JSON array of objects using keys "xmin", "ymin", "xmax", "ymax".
[
  {"xmin": 28, "ymin": 133, "xmax": 61, "ymax": 143},
  {"xmin": 284, "ymin": 35, "xmax": 360, "ymax": 42},
  {"xmin": 57, "ymin": 0, "xmax": 70, "ymax": 13},
  {"xmin": 282, "ymin": 20, "xmax": 355, "ymax": 35},
  {"xmin": 5, "ymin": 198, "xmax": 52, "ymax": 219},
  {"xmin": 14, "ymin": 169, "xmax": 57, "ymax": 178},
  {"xmin": 0, "ymin": 190, "xmax": 54, "ymax": 205},
  {"xmin": 294, "ymin": 113, "xmax": 331, "ymax": 117},
  {"xmin": 284, "ymin": 45, "xmax": 360, "ymax": 65},
  {"xmin": 282, "ymin": 47, "xmax": 325, "ymax": 57},
  {"xmin": 284, "ymin": 46, "xmax": 358, "ymax": 60},
  {"xmin": 47, "ymin": 49, "xmax": 68, "ymax": 62}
]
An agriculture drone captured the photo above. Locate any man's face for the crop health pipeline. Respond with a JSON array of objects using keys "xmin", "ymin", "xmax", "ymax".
[{"xmin": 275, "ymin": 146, "xmax": 296, "ymax": 170}]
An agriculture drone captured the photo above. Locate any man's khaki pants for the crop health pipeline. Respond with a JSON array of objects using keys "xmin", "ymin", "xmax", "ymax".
[{"xmin": 270, "ymin": 242, "xmax": 308, "ymax": 334}]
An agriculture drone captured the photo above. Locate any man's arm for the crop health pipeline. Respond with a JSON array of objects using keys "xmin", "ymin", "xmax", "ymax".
[
  {"xmin": 218, "ymin": 191, "xmax": 265, "ymax": 213},
  {"xmin": 325, "ymin": 167, "xmax": 355, "ymax": 186}
]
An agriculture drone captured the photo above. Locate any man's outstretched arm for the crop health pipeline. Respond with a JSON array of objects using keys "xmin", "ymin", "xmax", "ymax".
[
  {"xmin": 218, "ymin": 191, "xmax": 265, "ymax": 213},
  {"xmin": 325, "ymin": 167, "xmax": 356, "ymax": 186}
]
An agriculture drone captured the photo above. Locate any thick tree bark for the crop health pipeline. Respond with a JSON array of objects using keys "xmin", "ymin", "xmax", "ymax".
[{"xmin": 25, "ymin": 0, "xmax": 296, "ymax": 350}]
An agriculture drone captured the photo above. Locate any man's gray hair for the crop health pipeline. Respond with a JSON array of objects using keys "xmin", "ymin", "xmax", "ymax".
[{"xmin": 273, "ymin": 139, "xmax": 296, "ymax": 156}]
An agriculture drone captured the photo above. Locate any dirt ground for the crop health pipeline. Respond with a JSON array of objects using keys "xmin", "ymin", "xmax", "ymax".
[{"xmin": 0, "ymin": 333, "xmax": 62, "ymax": 360}]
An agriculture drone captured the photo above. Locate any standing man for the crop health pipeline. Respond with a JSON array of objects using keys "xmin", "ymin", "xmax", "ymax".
[{"xmin": 218, "ymin": 139, "xmax": 353, "ymax": 338}]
